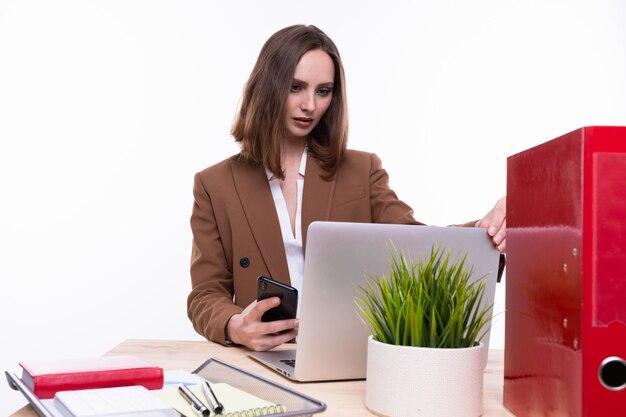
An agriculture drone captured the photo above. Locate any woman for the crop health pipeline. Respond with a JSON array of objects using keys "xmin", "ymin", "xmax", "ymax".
[{"xmin": 188, "ymin": 25, "xmax": 506, "ymax": 351}]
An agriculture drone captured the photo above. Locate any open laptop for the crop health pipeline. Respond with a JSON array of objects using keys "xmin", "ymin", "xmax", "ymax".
[{"xmin": 248, "ymin": 221, "xmax": 501, "ymax": 382}]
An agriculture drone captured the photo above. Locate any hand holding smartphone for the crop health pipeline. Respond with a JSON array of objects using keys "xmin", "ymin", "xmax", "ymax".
[{"xmin": 256, "ymin": 276, "xmax": 298, "ymax": 322}]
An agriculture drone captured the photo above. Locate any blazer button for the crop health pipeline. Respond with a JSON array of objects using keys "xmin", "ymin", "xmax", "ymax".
[{"xmin": 240, "ymin": 257, "xmax": 250, "ymax": 268}]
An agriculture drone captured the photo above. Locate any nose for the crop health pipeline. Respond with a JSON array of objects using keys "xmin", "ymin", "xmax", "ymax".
[{"xmin": 300, "ymin": 91, "xmax": 316, "ymax": 113}]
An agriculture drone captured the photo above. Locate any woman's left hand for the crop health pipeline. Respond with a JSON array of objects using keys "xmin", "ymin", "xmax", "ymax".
[{"xmin": 476, "ymin": 195, "xmax": 506, "ymax": 253}]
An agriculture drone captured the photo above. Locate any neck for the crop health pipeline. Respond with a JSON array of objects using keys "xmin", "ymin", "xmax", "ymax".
[{"xmin": 281, "ymin": 137, "xmax": 307, "ymax": 162}]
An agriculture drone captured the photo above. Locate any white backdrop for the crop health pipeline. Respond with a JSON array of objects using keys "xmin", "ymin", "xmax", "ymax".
[{"xmin": 2, "ymin": 0, "xmax": 626, "ymax": 413}]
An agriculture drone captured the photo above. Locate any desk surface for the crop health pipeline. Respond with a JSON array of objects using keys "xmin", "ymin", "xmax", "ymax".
[{"xmin": 11, "ymin": 339, "xmax": 513, "ymax": 417}]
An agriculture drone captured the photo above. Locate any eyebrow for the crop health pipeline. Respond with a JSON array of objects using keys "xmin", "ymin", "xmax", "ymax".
[{"xmin": 292, "ymin": 78, "xmax": 334, "ymax": 88}]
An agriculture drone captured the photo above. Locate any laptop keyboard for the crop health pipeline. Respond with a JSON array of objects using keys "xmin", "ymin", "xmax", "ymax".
[{"xmin": 280, "ymin": 359, "xmax": 296, "ymax": 368}]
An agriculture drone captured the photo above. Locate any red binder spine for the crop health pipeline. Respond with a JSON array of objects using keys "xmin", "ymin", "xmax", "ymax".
[
  {"xmin": 29, "ymin": 367, "xmax": 164, "ymax": 399},
  {"xmin": 19, "ymin": 356, "xmax": 165, "ymax": 399},
  {"xmin": 582, "ymin": 131, "xmax": 626, "ymax": 415}
]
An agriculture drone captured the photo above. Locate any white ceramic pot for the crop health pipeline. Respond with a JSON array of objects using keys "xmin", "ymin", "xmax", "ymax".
[{"xmin": 365, "ymin": 335, "xmax": 485, "ymax": 417}]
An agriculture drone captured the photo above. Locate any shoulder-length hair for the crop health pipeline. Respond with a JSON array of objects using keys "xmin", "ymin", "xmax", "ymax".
[{"xmin": 231, "ymin": 24, "xmax": 349, "ymax": 180}]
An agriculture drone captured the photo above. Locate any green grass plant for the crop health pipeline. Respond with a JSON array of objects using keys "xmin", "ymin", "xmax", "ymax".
[{"xmin": 355, "ymin": 243, "xmax": 493, "ymax": 348}]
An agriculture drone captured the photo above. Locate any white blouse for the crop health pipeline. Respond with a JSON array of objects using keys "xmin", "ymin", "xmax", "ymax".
[{"xmin": 265, "ymin": 148, "xmax": 307, "ymax": 312}]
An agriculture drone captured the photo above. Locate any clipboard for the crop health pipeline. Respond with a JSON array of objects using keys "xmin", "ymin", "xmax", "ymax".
[
  {"xmin": 191, "ymin": 357, "xmax": 326, "ymax": 416},
  {"xmin": 7, "ymin": 357, "xmax": 325, "ymax": 417}
]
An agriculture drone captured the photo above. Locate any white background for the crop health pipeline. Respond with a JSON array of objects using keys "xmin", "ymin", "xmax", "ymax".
[{"xmin": 1, "ymin": 0, "xmax": 626, "ymax": 413}]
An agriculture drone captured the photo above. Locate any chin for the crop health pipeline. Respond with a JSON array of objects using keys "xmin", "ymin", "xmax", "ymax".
[{"xmin": 287, "ymin": 130, "xmax": 311, "ymax": 140}]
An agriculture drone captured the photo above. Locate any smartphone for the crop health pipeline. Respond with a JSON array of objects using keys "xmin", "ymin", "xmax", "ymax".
[{"xmin": 256, "ymin": 275, "xmax": 298, "ymax": 322}]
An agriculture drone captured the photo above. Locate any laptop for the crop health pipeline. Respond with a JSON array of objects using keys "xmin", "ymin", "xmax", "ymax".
[{"xmin": 248, "ymin": 221, "xmax": 501, "ymax": 381}]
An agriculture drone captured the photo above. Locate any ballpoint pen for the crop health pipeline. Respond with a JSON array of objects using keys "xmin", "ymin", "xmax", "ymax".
[
  {"xmin": 202, "ymin": 380, "xmax": 224, "ymax": 414},
  {"xmin": 178, "ymin": 384, "xmax": 211, "ymax": 417}
]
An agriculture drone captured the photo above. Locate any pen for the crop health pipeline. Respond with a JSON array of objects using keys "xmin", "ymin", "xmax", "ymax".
[
  {"xmin": 202, "ymin": 380, "xmax": 224, "ymax": 414},
  {"xmin": 178, "ymin": 384, "xmax": 211, "ymax": 417}
]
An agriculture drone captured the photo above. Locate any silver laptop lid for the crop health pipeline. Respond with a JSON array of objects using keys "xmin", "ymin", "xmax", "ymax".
[{"xmin": 294, "ymin": 222, "xmax": 500, "ymax": 381}]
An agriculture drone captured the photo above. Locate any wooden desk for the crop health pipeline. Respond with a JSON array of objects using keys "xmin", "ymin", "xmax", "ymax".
[{"xmin": 11, "ymin": 339, "xmax": 513, "ymax": 417}]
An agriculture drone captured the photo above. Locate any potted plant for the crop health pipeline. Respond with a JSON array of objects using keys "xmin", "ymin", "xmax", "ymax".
[{"xmin": 355, "ymin": 244, "xmax": 493, "ymax": 417}]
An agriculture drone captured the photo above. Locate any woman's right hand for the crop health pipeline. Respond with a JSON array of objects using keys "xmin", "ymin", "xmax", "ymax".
[{"xmin": 225, "ymin": 297, "xmax": 299, "ymax": 351}]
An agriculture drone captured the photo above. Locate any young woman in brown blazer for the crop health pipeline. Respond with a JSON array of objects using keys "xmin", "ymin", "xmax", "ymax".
[{"xmin": 188, "ymin": 25, "xmax": 506, "ymax": 351}]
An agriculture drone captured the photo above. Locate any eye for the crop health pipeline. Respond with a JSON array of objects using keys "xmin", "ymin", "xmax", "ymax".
[
  {"xmin": 317, "ymin": 88, "xmax": 333, "ymax": 97},
  {"xmin": 290, "ymin": 83, "xmax": 302, "ymax": 93}
]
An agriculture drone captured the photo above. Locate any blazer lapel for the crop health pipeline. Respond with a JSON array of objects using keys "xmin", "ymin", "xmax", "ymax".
[
  {"xmin": 301, "ymin": 154, "xmax": 337, "ymax": 252},
  {"xmin": 230, "ymin": 158, "xmax": 290, "ymax": 282}
]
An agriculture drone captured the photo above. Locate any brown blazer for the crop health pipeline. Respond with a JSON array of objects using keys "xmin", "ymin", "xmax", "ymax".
[{"xmin": 188, "ymin": 149, "xmax": 423, "ymax": 344}]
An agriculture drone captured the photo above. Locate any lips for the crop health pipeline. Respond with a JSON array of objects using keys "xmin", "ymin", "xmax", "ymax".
[{"xmin": 293, "ymin": 117, "xmax": 314, "ymax": 128}]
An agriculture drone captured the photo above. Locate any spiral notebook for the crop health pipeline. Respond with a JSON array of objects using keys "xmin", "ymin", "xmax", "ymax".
[{"xmin": 154, "ymin": 383, "xmax": 286, "ymax": 417}]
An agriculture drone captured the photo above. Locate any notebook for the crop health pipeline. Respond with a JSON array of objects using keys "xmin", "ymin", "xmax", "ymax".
[
  {"xmin": 153, "ymin": 383, "xmax": 286, "ymax": 417},
  {"xmin": 53, "ymin": 385, "xmax": 178, "ymax": 417},
  {"xmin": 248, "ymin": 221, "xmax": 501, "ymax": 381}
]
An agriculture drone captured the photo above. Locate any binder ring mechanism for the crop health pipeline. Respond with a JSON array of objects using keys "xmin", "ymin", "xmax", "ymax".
[{"xmin": 598, "ymin": 356, "xmax": 626, "ymax": 391}]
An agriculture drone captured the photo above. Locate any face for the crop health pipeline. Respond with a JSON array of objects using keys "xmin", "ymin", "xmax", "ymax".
[{"xmin": 283, "ymin": 49, "xmax": 335, "ymax": 142}]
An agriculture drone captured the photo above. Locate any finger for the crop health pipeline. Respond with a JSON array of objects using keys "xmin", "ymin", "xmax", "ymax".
[
  {"xmin": 491, "ymin": 218, "xmax": 506, "ymax": 253},
  {"xmin": 491, "ymin": 228, "xmax": 505, "ymax": 245},
  {"xmin": 487, "ymin": 213, "xmax": 506, "ymax": 236},
  {"xmin": 492, "ymin": 232, "xmax": 505, "ymax": 246},
  {"xmin": 479, "ymin": 214, "xmax": 497, "ymax": 232},
  {"xmin": 273, "ymin": 328, "xmax": 298, "ymax": 343},
  {"xmin": 244, "ymin": 320, "xmax": 298, "ymax": 351},
  {"xmin": 240, "ymin": 299, "xmax": 258, "ymax": 315},
  {"xmin": 262, "ymin": 318, "xmax": 299, "ymax": 335},
  {"xmin": 239, "ymin": 316, "xmax": 291, "ymax": 347},
  {"xmin": 247, "ymin": 297, "xmax": 281, "ymax": 322},
  {"xmin": 481, "ymin": 196, "xmax": 507, "ymax": 231},
  {"xmin": 494, "ymin": 218, "xmax": 506, "ymax": 241},
  {"xmin": 249, "ymin": 328, "xmax": 299, "ymax": 352}
]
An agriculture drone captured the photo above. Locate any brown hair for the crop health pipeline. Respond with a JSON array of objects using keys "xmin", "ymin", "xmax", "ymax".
[{"xmin": 231, "ymin": 24, "xmax": 349, "ymax": 179}]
